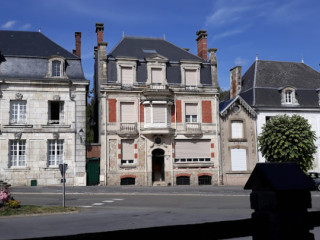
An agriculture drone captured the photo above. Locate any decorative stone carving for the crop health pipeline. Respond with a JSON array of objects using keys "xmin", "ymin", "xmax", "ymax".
[
  {"xmin": 14, "ymin": 132, "xmax": 22, "ymax": 139},
  {"xmin": 15, "ymin": 93, "xmax": 23, "ymax": 100},
  {"xmin": 53, "ymin": 95, "xmax": 60, "ymax": 101},
  {"xmin": 53, "ymin": 132, "xmax": 59, "ymax": 139}
]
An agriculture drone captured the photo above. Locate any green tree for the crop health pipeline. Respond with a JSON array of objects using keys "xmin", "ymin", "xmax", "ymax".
[
  {"xmin": 258, "ymin": 114, "xmax": 317, "ymax": 172},
  {"xmin": 218, "ymin": 87, "xmax": 229, "ymax": 101}
]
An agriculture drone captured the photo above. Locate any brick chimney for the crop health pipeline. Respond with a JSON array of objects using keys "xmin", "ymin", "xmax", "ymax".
[
  {"xmin": 196, "ymin": 30, "xmax": 208, "ymax": 60},
  {"xmin": 230, "ymin": 66, "xmax": 242, "ymax": 99},
  {"xmin": 96, "ymin": 23, "xmax": 104, "ymax": 46},
  {"xmin": 73, "ymin": 32, "xmax": 81, "ymax": 58}
]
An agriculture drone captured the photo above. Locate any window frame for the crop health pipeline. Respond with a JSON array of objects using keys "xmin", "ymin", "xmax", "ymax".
[
  {"xmin": 9, "ymin": 140, "xmax": 26, "ymax": 167},
  {"xmin": 180, "ymin": 62, "xmax": 201, "ymax": 88},
  {"xmin": 121, "ymin": 139, "xmax": 135, "ymax": 165},
  {"xmin": 10, "ymin": 100, "xmax": 27, "ymax": 125},
  {"xmin": 281, "ymin": 87, "xmax": 298, "ymax": 105},
  {"xmin": 231, "ymin": 120, "xmax": 244, "ymax": 139},
  {"xmin": 185, "ymin": 103, "xmax": 198, "ymax": 123},
  {"xmin": 47, "ymin": 56, "xmax": 67, "ymax": 78},
  {"xmin": 143, "ymin": 101, "xmax": 172, "ymax": 128},
  {"xmin": 48, "ymin": 139, "xmax": 64, "ymax": 166},
  {"xmin": 116, "ymin": 59, "xmax": 137, "ymax": 86},
  {"xmin": 48, "ymin": 101, "xmax": 65, "ymax": 125}
]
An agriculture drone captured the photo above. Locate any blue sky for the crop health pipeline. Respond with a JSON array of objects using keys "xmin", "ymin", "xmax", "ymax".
[{"xmin": 1, "ymin": 0, "xmax": 320, "ymax": 90}]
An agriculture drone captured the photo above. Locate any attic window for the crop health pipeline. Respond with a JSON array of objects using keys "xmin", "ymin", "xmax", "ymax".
[
  {"xmin": 281, "ymin": 87, "xmax": 298, "ymax": 105},
  {"xmin": 47, "ymin": 57, "xmax": 67, "ymax": 78},
  {"xmin": 143, "ymin": 49, "xmax": 157, "ymax": 54}
]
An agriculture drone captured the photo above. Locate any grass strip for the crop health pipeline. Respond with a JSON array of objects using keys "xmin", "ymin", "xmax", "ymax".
[{"xmin": 0, "ymin": 205, "xmax": 78, "ymax": 216}]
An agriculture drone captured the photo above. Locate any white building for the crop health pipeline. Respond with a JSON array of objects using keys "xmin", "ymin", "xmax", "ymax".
[{"xmin": 0, "ymin": 30, "xmax": 89, "ymax": 186}]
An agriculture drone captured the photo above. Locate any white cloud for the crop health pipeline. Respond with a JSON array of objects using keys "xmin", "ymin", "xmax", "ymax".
[
  {"xmin": 1, "ymin": 20, "xmax": 16, "ymax": 29},
  {"xmin": 205, "ymin": 6, "xmax": 252, "ymax": 26},
  {"xmin": 20, "ymin": 24, "xmax": 31, "ymax": 30},
  {"xmin": 212, "ymin": 29, "xmax": 244, "ymax": 41},
  {"xmin": 234, "ymin": 57, "xmax": 249, "ymax": 66}
]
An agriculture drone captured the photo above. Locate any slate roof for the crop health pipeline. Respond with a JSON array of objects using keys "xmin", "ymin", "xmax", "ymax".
[
  {"xmin": 0, "ymin": 30, "xmax": 78, "ymax": 59},
  {"xmin": 221, "ymin": 60, "xmax": 320, "ymax": 110},
  {"xmin": 108, "ymin": 36, "xmax": 204, "ymax": 62},
  {"xmin": 106, "ymin": 36, "xmax": 213, "ymax": 86},
  {"xmin": 0, "ymin": 30, "xmax": 86, "ymax": 80}
]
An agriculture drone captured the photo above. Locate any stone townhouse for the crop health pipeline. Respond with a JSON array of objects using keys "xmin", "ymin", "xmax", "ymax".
[
  {"xmin": 94, "ymin": 23, "xmax": 220, "ymax": 186},
  {"xmin": 0, "ymin": 30, "xmax": 89, "ymax": 186},
  {"xmin": 220, "ymin": 59, "xmax": 320, "ymax": 185},
  {"xmin": 219, "ymin": 66, "xmax": 258, "ymax": 185}
]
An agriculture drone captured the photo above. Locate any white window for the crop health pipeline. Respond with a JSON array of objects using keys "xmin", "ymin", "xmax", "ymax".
[
  {"xmin": 185, "ymin": 103, "xmax": 197, "ymax": 123},
  {"xmin": 48, "ymin": 140, "xmax": 64, "ymax": 166},
  {"xmin": 121, "ymin": 139, "xmax": 134, "ymax": 165},
  {"xmin": 151, "ymin": 68, "xmax": 162, "ymax": 84},
  {"xmin": 285, "ymin": 90, "xmax": 292, "ymax": 103},
  {"xmin": 120, "ymin": 102, "xmax": 135, "ymax": 123},
  {"xmin": 10, "ymin": 100, "xmax": 27, "ymax": 124},
  {"xmin": 49, "ymin": 101, "xmax": 64, "ymax": 124},
  {"xmin": 185, "ymin": 69, "xmax": 197, "ymax": 86},
  {"xmin": 231, "ymin": 121, "xmax": 243, "ymax": 139},
  {"xmin": 52, "ymin": 60, "xmax": 62, "ymax": 77},
  {"xmin": 175, "ymin": 140, "xmax": 211, "ymax": 163},
  {"xmin": 231, "ymin": 148, "xmax": 247, "ymax": 171},
  {"xmin": 9, "ymin": 140, "xmax": 26, "ymax": 167},
  {"xmin": 143, "ymin": 102, "xmax": 171, "ymax": 128},
  {"xmin": 121, "ymin": 66, "xmax": 133, "ymax": 85}
]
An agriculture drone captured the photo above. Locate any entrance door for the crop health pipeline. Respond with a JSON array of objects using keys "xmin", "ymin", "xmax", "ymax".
[
  {"xmin": 152, "ymin": 149, "xmax": 165, "ymax": 182},
  {"xmin": 86, "ymin": 158, "xmax": 100, "ymax": 186}
]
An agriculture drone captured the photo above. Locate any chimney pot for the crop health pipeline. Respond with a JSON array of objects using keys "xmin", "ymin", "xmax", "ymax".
[{"xmin": 196, "ymin": 30, "xmax": 208, "ymax": 60}]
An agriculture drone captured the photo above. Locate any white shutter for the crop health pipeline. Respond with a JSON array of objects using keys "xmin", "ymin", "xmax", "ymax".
[
  {"xmin": 185, "ymin": 103, "xmax": 197, "ymax": 115},
  {"xmin": 231, "ymin": 148, "xmax": 247, "ymax": 171},
  {"xmin": 231, "ymin": 121, "xmax": 243, "ymax": 138},
  {"xmin": 151, "ymin": 68, "xmax": 162, "ymax": 84},
  {"xmin": 120, "ymin": 102, "xmax": 135, "ymax": 123},
  {"xmin": 153, "ymin": 105, "xmax": 166, "ymax": 123},
  {"xmin": 175, "ymin": 140, "xmax": 210, "ymax": 158},
  {"xmin": 145, "ymin": 105, "xmax": 151, "ymax": 123},
  {"xmin": 185, "ymin": 69, "xmax": 197, "ymax": 86},
  {"xmin": 121, "ymin": 67, "xmax": 133, "ymax": 85},
  {"xmin": 122, "ymin": 139, "xmax": 134, "ymax": 160}
]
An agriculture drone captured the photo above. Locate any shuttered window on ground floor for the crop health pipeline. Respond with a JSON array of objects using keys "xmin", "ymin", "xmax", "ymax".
[
  {"xmin": 175, "ymin": 140, "xmax": 211, "ymax": 162},
  {"xmin": 121, "ymin": 139, "xmax": 134, "ymax": 164},
  {"xmin": 231, "ymin": 148, "xmax": 247, "ymax": 171}
]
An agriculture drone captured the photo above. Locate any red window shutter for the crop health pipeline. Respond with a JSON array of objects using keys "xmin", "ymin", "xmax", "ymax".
[
  {"xmin": 171, "ymin": 105, "xmax": 175, "ymax": 123},
  {"xmin": 202, "ymin": 101, "xmax": 212, "ymax": 123},
  {"xmin": 108, "ymin": 99, "xmax": 117, "ymax": 122},
  {"xmin": 140, "ymin": 103, "xmax": 144, "ymax": 122},
  {"xmin": 176, "ymin": 100, "xmax": 182, "ymax": 123}
]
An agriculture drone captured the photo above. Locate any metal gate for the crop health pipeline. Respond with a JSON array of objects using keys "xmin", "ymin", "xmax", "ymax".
[{"xmin": 86, "ymin": 158, "xmax": 100, "ymax": 186}]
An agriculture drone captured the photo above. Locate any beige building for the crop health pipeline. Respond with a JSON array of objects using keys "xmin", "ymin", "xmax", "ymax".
[
  {"xmin": 94, "ymin": 24, "xmax": 220, "ymax": 186},
  {"xmin": 0, "ymin": 30, "xmax": 89, "ymax": 186}
]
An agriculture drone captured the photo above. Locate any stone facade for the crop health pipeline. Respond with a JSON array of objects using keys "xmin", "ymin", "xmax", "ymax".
[
  {"xmin": 94, "ymin": 23, "xmax": 220, "ymax": 186},
  {"xmin": 0, "ymin": 31, "xmax": 89, "ymax": 186}
]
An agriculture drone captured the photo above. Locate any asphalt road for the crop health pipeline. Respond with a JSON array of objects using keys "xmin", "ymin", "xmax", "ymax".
[{"xmin": 0, "ymin": 186, "xmax": 319, "ymax": 239}]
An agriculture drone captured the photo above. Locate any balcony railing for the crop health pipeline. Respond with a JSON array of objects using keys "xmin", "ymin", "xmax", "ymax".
[
  {"xmin": 185, "ymin": 123, "xmax": 202, "ymax": 133},
  {"xmin": 119, "ymin": 123, "xmax": 138, "ymax": 135}
]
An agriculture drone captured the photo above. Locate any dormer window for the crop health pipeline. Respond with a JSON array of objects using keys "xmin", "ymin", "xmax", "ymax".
[
  {"xmin": 281, "ymin": 87, "xmax": 298, "ymax": 105},
  {"xmin": 285, "ymin": 90, "xmax": 292, "ymax": 103},
  {"xmin": 146, "ymin": 55, "xmax": 168, "ymax": 86},
  {"xmin": 52, "ymin": 60, "xmax": 62, "ymax": 77},
  {"xmin": 47, "ymin": 56, "xmax": 67, "ymax": 78},
  {"xmin": 116, "ymin": 59, "xmax": 137, "ymax": 86},
  {"xmin": 151, "ymin": 68, "xmax": 162, "ymax": 84},
  {"xmin": 181, "ymin": 62, "xmax": 201, "ymax": 89}
]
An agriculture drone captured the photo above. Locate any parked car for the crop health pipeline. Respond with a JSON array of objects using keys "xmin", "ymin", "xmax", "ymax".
[{"xmin": 307, "ymin": 172, "xmax": 320, "ymax": 191}]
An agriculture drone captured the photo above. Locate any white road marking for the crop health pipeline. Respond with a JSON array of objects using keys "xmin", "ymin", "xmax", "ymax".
[
  {"xmin": 102, "ymin": 200, "xmax": 114, "ymax": 203},
  {"xmin": 80, "ymin": 206, "xmax": 92, "ymax": 208},
  {"xmin": 113, "ymin": 199, "xmax": 124, "ymax": 201},
  {"xmin": 92, "ymin": 203, "xmax": 104, "ymax": 205}
]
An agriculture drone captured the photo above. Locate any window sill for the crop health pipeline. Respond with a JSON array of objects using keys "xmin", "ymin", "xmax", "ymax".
[
  {"xmin": 42, "ymin": 124, "xmax": 71, "ymax": 128},
  {"xmin": 119, "ymin": 164, "xmax": 137, "ymax": 169},
  {"xmin": 174, "ymin": 162, "xmax": 214, "ymax": 168},
  {"xmin": 5, "ymin": 167, "xmax": 30, "ymax": 171},
  {"xmin": 228, "ymin": 138, "xmax": 247, "ymax": 142},
  {"xmin": 43, "ymin": 166, "xmax": 60, "ymax": 171},
  {"xmin": 4, "ymin": 124, "xmax": 33, "ymax": 128},
  {"xmin": 225, "ymin": 171, "xmax": 251, "ymax": 174}
]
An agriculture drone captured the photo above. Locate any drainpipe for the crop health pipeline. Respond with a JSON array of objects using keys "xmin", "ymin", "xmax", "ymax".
[{"xmin": 69, "ymin": 80, "xmax": 77, "ymax": 185}]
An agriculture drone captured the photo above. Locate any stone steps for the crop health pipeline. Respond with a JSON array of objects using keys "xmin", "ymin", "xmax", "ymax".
[
  {"xmin": 152, "ymin": 181, "xmax": 167, "ymax": 186},
  {"xmin": 0, "ymin": 180, "xmax": 11, "ymax": 188}
]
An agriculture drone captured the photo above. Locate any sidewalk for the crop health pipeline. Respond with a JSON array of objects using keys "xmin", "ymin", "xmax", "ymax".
[{"xmin": 10, "ymin": 185, "xmax": 251, "ymax": 195}]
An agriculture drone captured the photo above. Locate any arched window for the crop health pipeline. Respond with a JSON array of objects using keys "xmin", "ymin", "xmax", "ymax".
[
  {"xmin": 52, "ymin": 60, "xmax": 62, "ymax": 77},
  {"xmin": 198, "ymin": 175, "xmax": 212, "ymax": 185},
  {"xmin": 176, "ymin": 176, "xmax": 190, "ymax": 185},
  {"xmin": 285, "ymin": 90, "xmax": 292, "ymax": 103}
]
